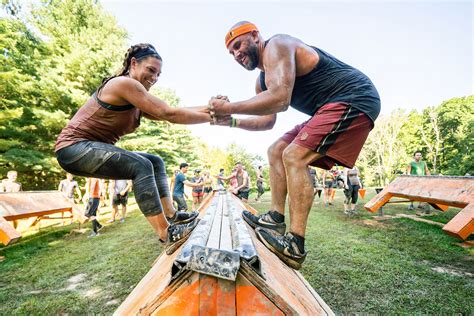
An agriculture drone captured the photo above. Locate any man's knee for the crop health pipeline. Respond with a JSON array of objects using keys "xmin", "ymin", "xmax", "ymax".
[
  {"xmin": 267, "ymin": 140, "xmax": 287, "ymax": 162},
  {"xmin": 282, "ymin": 145, "xmax": 307, "ymax": 168}
]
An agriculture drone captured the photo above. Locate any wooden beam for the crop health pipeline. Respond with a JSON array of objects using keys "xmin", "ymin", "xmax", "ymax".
[
  {"xmin": 442, "ymin": 204, "xmax": 474, "ymax": 240},
  {"xmin": 364, "ymin": 176, "xmax": 474, "ymax": 240},
  {"xmin": 0, "ymin": 216, "xmax": 21, "ymax": 246}
]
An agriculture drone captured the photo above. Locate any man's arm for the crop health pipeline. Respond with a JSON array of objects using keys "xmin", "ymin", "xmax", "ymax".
[
  {"xmin": 211, "ymin": 77, "xmax": 277, "ymax": 131},
  {"xmin": 216, "ymin": 172, "xmax": 237, "ymax": 181},
  {"xmin": 184, "ymin": 180, "xmax": 202, "ymax": 188},
  {"xmin": 121, "ymin": 180, "xmax": 133, "ymax": 195},
  {"xmin": 424, "ymin": 163, "xmax": 431, "ymax": 176},
  {"xmin": 210, "ymin": 36, "xmax": 296, "ymax": 116},
  {"xmin": 406, "ymin": 164, "xmax": 412, "ymax": 175}
]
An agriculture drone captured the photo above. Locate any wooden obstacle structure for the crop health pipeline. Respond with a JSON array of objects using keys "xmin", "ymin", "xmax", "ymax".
[
  {"xmin": 0, "ymin": 191, "xmax": 88, "ymax": 246},
  {"xmin": 115, "ymin": 190, "xmax": 333, "ymax": 315},
  {"xmin": 364, "ymin": 175, "xmax": 474, "ymax": 240}
]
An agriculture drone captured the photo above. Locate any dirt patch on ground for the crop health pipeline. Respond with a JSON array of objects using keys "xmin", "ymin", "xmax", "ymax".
[
  {"xmin": 361, "ymin": 219, "xmax": 386, "ymax": 228},
  {"xmin": 65, "ymin": 273, "xmax": 87, "ymax": 290},
  {"xmin": 432, "ymin": 266, "xmax": 473, "ymax": 278}
]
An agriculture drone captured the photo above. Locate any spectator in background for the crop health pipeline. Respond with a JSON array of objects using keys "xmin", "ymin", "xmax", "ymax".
[
  {"xmin": 84, "ymin": 177, "xmax": 103, "ymax": 237},
  {"xmin": 216, "ymin": 168, "xmax": 225, "ymax": 189},
  {"xmin": 107, "ymin": 179, "xmax": 132, "ymax": 223},
  {"xmin": 343, "ymin": 166, "xmax": 362, "ymax": 215},
  {"xmin": 99, "ymin": 179, "xmax": 108, "ymax": 207},
  {"xmin": 172, "ymin": 163, "xmax": 204, "ymax": 211},
  {"xmin": 407, "ymin": 151, "xmax": 431, "ymax": 213},
  {"xmin": 191, "ymin": 169, "xmax": 204, "ymax": 210},
  {"xmin": 0, "ymin": 170, "xmax": 22, "ymax": 192},
  {"xmin": 322, "ymin": 169, "xmax": 335, "ymax": 207},
  {"xmin": 309, "ymin": 167, "xmax": 322, "ymax": 198},
  {"xmin": 255, "ymin": 165, "xmax": 265, "ymax": 202},
  {"xmin": 58, "ymin": 173, "xmax": 82, "ymax": 203},
  {"xmin": 217, "ymin": 162, "xmax": 250, "ymax": 202},
  {"xmin": 202, "ymin": 171, "xmax": 213, "ymax": 198}
]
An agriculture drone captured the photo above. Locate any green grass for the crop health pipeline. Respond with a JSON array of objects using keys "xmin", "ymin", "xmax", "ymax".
[{"xmin": 1, "ymin": 191, "xmax": 473, "ymax": 314}]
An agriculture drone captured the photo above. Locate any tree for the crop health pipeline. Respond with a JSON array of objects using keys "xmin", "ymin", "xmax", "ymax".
[{"xmin": 0, "ymin": 0, "xmax": 127, "ymax": 189}]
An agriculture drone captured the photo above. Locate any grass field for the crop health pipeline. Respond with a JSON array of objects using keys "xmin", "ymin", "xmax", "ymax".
[{"xmin": 1, "ymin": 190, "xmax": 473, "ymax": 314}]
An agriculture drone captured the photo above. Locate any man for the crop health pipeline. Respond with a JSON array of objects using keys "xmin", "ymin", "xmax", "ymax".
[
  {"xmin": 216, "ymin": 168, "xmax": 225, "ymax": 189},
  {"xmin": 58, "ymin": 173, "xmax": 82, "ymax": 202},
  {"xmin": 0, "ymin": 170, "xmax": 22, "ymax": 192},
  {"xmin": 255, "ymin": 165, "xmax": 265, "ymax": 201},
  {"xmin": 217, "ymin": 162, "xmax": 251, "ymax": 202},
  {"xmin": 407, "ymin": 151, "xmax": 431, "ymax": 213},
  {"xmin": 172, "ymin": 163, "xmax": 204, "ymax": 211},
  {"xmin": 107, "ymin": 179, "xmax": 132, "ymax": 223},
  {"xmin": 84, "ymin": 177, "xmax": 103, "ymax": 237},
  {"xmin": 209, "ymin": 21, "xmax": 380, "ymax": 269}
]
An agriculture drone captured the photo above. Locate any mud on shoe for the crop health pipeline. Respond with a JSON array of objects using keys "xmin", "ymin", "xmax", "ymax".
[
  {"xmin": 255, "ymin": 228, "xmax": 307, "ymax": 270},
  {"xmin": 165, "ymin": 218, "xmax": 199, "ymax": 255},
  {"xmin": 168, "ymin": 210, "xmax": 199, "ymax": 225},
  {"xmin": 242, "ymin": 210, "xmax": 286, "ymax": 235}
]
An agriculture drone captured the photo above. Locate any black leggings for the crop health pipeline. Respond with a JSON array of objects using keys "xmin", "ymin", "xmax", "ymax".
[
  {"xmin": 344, "ymin": 185, "xmax": 360, "ymax": 204},
  {"xmin": 56, "ymin": 141, "xmax": 169, "ymax": 216}
]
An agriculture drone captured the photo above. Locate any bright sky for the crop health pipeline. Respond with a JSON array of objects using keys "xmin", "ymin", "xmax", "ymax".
[{"xmin": 101, "ymin": 0, "xmax": 473, "ymax": 159}]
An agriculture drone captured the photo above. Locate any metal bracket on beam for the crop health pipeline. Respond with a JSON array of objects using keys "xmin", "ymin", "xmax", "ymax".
[{"xmin": 187, "ymin": 245, "xmax": 240, "ymax": 281}]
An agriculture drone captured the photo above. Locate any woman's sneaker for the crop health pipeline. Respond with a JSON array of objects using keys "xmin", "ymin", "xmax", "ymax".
[
  {"xmin": 164, "ymin": 218, "xmax": 199, "ymax": 255},
  {"xmin": 167, "ymin": 210, "xmax": 199, "ymax": 225},
  {"xmin": 255, "ymin": 228, "xmax": 307, "ymax": 270},
  {"xmin": 242, "ymin": 210, "xmax": 286, "ymax": 235}
]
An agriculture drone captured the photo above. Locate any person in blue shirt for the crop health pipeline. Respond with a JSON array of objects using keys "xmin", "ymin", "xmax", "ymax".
[{"xmin": 172, "ymin": 163, "xmax": 203, "ymax": 211}]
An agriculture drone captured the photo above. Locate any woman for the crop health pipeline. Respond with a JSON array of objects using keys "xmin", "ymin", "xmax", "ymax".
[
  {"xmin": 343, "ymin": 166, "xmax": 362, "ymax": 215},
  {"xmin": 191, "ymin": 170, "xmax": 204, "ymax": 210},
  {"xmin": 202, "ymin": 171, "xmax": 213, "ymax": 199},
  {"xmin": 55, "ymin": 43, "xmax": 212, "ymax": 254}
]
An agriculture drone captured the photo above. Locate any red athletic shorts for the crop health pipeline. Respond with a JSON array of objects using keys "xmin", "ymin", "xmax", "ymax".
[
  {"xmin": 281, "ymin": 102, "xmax": 373, "ymax": 170},
  {"xmin": 192, "ymin": 191, "xmax": 204, "ymax": 198}
]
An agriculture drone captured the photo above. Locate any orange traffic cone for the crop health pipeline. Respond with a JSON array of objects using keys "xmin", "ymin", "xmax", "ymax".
[{"xmin": 359, "ymin": 188, "xmax": 366, "ymax": 199}]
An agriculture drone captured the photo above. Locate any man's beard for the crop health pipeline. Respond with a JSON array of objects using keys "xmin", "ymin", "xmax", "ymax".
[{"xmin": 240, "ymin": 44, "xmax": 259, "ymax": 70}]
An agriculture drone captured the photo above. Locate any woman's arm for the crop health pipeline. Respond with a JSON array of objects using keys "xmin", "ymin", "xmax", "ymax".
[{"xmin": 111, "ymin": 77, "xmax": 212, "ymax": 124}]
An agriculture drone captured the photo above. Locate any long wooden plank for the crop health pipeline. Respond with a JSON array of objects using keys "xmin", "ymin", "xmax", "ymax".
[
  {"xmin": 236, "ymin": 272, "xmax": 284, "ymax": 315},
  {"xmin": 114, "ymin": 250, "xmax": 181, "ymax": 315},
  {"xmin": 219, "ymin": 195, "xmax": 233, "ymax": 251},
  {"xmin": 116, "ymin": 192, "xmax": 333, "ymax": 315},
  {"xmin": 0, "ymin": 216, "xmax": 21, "ymax": 246},
  {"xmin": 217, "ymin": 278, "xmax": 236, "ymax": 316},
  {"xmin": 207, "ymin": 194, "xmax": 223, "ymax": 249},
  {"xmin": 150, "ymin": 272, "xmax": 200, "ymax": 316}
]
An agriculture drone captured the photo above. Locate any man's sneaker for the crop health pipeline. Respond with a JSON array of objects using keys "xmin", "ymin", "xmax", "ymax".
[
  {"xmin": 255, "ymin": 228, "xmax": 307, "ymax": 270},
  {"xmin": 242, "ymin": 210, "xmax": 286, "ymax": 235},
  {"xmin": 119, "ymin": 218, "xmax": 125, "ymax": 223},
  {"xmin": 164, "ymin": 218, "xmax": 199, "ymax": 255},
  {"xmin": 167, "ymin": 210, "xmax": 199, "ymax": 225}
]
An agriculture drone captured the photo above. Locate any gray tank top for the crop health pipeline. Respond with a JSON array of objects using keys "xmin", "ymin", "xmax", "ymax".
[{"xmin": 259, "ymin": 39, "xmax": 380, "ymax": 122}]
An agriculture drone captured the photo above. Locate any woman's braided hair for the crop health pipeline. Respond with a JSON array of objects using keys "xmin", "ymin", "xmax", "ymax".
[{"xmin": 97, "ymin": 43, "xmax": 162, "ymax": 94}]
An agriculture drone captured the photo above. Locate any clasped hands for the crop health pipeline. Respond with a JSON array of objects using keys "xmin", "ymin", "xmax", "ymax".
[{"xmin": 208, "ymin": 95, "xmax": 233, "ymax": 127}]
